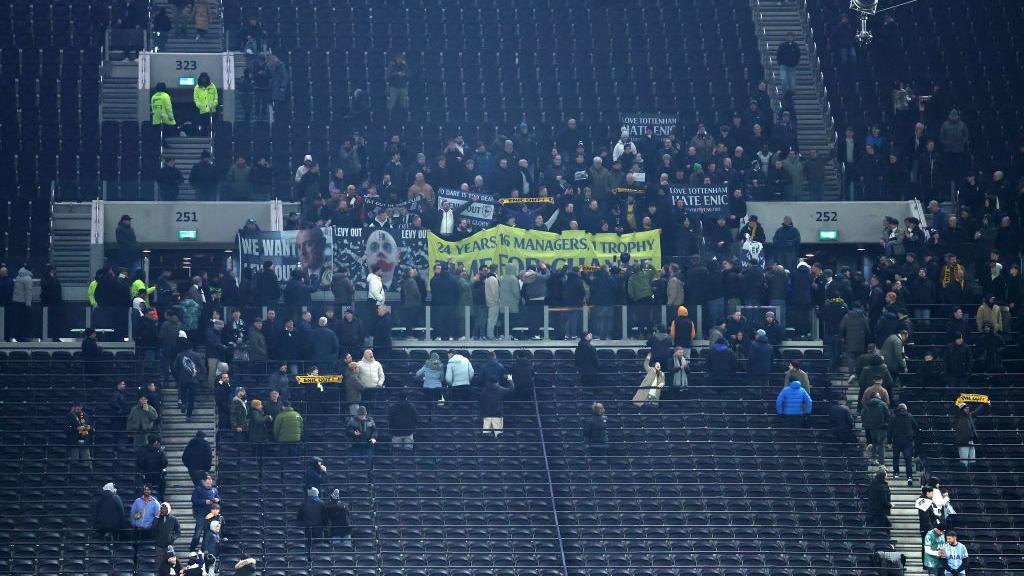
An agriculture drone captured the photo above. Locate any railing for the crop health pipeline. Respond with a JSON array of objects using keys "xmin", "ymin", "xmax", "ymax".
[{"xmin": 0, "ymin": 303, "xmax": 822, "ymax": 345}]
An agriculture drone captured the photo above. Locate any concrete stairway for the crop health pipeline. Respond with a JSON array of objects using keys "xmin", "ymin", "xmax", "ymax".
[
  {"xmin": 749, "ymin": 0, "xmax": 842, "ymax": 199},
  {"xmin": 162, "ymin": 136, "xmax": 213, "ymax": 200},
  {"xmin": 100, "ymin": 61, "xmax": 140, "ymax": 122},
  {"xmin": 838, "ymin": 371, "xmax": 927, "ymax": 576},
  {"xmin": 50, "ymin": 203, "xmax": 94, "ymax": 287},
  {"xmin": 158, "ymin": 384, "xmax": 217, "ymax": 549},
  {"xmin": 154, "ymin": 0, "xmax": 225, "ymax": 53}
]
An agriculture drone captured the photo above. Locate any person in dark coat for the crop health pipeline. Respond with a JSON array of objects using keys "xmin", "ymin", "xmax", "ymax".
[
  {"xmin": 152, "ymin": 502, "xmax": 181, "ymax": 574},
  {"xmin": 646, "ymin": 325, "xmax": 673, "ymax": 370},
  {"xmin": 978, "ymin": 322, "xmax": 1004, "ymax": 373},
  {"xmin": 867, "ymin": 469, "xmax": 892, "ymax": 527},
  {"xmin": 862, "ymin": 392, "xmax": 892, "ymax": 465},
  {"xmin": 297, "ymin": 487, "xmax": 328, "ymax": 548},
  {"xmin": 387, "ymin": 392, "xmax": 418, "ymax": 450},
  {"xmin": 706, "ymin": 337, "xmax": 738, "ymax": 384},
  {"xmin": 890, "ymin": 403, "xmax": 919, "ymax": 484},
  {"xmin": 325, "ymin": 489, "xmax": 352, "ymax": 546},
  {"xmin": 574, "ymin": 331, "xmax": 601, "ymax": 382},
  {"xmin": 136, "ymin": 435, "xmax": 169, "ymax": 500},
  {"xmin": 944, "ymin": 334, "xmax": 973, "ymax": 388},
  {"xmin": 582, "ymin": 402, "xmax": 609, "ymax": 455},
  {"xmin": 346, "ymin": 406, "xmax": 377, "ymax": 466},
  {"xmin": 670, "ymin": 305, "xmax": 695, "ymax": 354},
  {"xmin": 829, "ymin": 397, "xmax": 856, "ymax": 444},
  {"xmin": 92, "ymin": 482, "xmax": 126, "ymax": 539},
  {"xmin": 303, "ymin": 456, "xmax": 328, "ymax": 492},
  {"xmin": 788, "ymin": 261, "xmax": 814, "ymax": 338},
  {"xmin": 310, "ymin": 316, "xmax": 340, "ymax": 373},
  {"xmin": 746, "ymin": 331, "xmax": 774, "ymax": 386},
  {"xmin": 479, "ymin": 351, "xmax": 514, "ymax": 438},
  {"xmin": 372, "ymin": 305, "xmax": 394, "ymax": 355},
  {"xmin": 336, "ymin": 308, "xmax": 364, "ymax": 360},
  {"xmin": 839, "ymin": 303, "xmax": 871, "ymax": 372},
  {"xmin": 181, "ymin": 430, "xmax": 212, "ymax": 484}
]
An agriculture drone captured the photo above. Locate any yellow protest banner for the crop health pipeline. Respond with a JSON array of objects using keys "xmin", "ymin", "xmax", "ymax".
[
  {"xmin": 427, "ymin": 225, "xmax": 661, "ymax": 277},
  {"xmin": 295, "ymin": 375, "xmax": 343, "ymax": 384},
  {"xmin": 954, "ymin": 393, "xmax": 990, "ymax": 408}
]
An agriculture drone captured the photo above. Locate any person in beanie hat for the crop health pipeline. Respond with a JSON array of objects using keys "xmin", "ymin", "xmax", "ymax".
[
  {"xmin": 326, "ymin": 488, "xmax": 352, "ymax": 546},
  {"xmin": 158, "ymin": 546, "xmax": 178, "ymax": 576},
  {"xmin": 234, "ymin": 557, "xmax": 258, "ymax": 575},
  {"xmin": 346, "ymin": 406, "xmax": 377, "ymax": 467},
  {"xmin": 297, "ymin": 486, "xmax": 327, "ymax": 549}
]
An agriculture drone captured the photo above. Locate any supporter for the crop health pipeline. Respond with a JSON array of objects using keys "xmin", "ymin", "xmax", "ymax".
[
  {"xmin": 181, "ymin": 430, "xmax": 212, "ymax": 484},
  {"xmin": 173, "ymin": 336, "xmax": 203, "ymax": 419},
  {"xmin": 582, "ymin": 402, "xmax": 609, "ymax": 455},
  {"xmin": 829, "ymin": 396, "xmax": 856, "ymax": 444},
  {"xmin": 385, "ymin": 53, "xmax": 409, "ymax": 117},
  {"xmin": 953, "ymin": 404, "xmax": 978, "ymax": 469},
  {"xmin": 747, "ymin": 330, "xmax": 773, "ymax": 387},
  {"xmin": 189, "ymin": 475, "xmax": 219, "ymax": 551},
  {"xmin": 670, "ymin": 306, "xmax": 695, "ymax": 356},
  {"xmin": 975, "ymin": 295, "xmax": 1003, "ymax": 334},
  {"xmin": 861, "ymin": 377, "xmax": 891, "ymax": 410},
  {"xmin": 941, "ymin": 531, "xmax": 970, "ymax": 576},
  {"xmin": 130, "ymin": 484, "xmax": 160, "ymax": 539},
  {"xmin": 387, "ymin": 391, "xmax": 418, "ymax": 450},
  {"xmin": 862, "ymin": 391, "xmax": 892, "ymax": 466},
  {"xmin": 478, "ymin": 351, "xmax": 515, "ymax": 435},
  {"xmin": 247, "ymin": 398, "xmax": 271, "ymax": 465},
  {"xmin": 189, "ymin": 150, "xmax": 218, "ymax": 201},
  {"xmin": 297, "ymin": 487, "xmax": 328, "ymax": 549},
  {"xmin": 416, "ymin": 352, "xmax": 445, "ymax": 405},
  {"xmin": 866, "ymin": 468, "xmax": 892, "ymax": 528},
  {"xmin": 110, "ymin": 381, "xmax": 133, "ymax": 438},
  {"xmin": 776, "ymin": 33, "xmax": 801, "ymax": 94},
  {"xmin": 66, "ymin": 400, "xmax": 94, "ymax": 469},
  {"xmin": 326, "ymin": 489, "xmax": 352, "ymax": 547},
  {"xmin": 136, "ymin": 435, "xmax": 168, "ymax": 500},
  {"xmin": 273, "ymin": 403, "xmax": 304, "ymax": 455},
  {"xmin": 574, "ymin": 331, "xmax": 600, "ymax": 382},
  {"xmin": 127, "ymin": 394, "xmax": 159, "ymax": 449},
  {"xmin": 706, "ymin": 337, "xmax": 738, "ymax": 384},
  {"xmin": 978, "ymin": 322, "xmax": 1005, "ymax": 373},
  {"xmin": 153, "ymin": 503, "xmax": 180, "ymax": 574},
  {"xmin": 923, "ymin": 523, "xmax": 946, "ymax": 576},
  {"xmin": 775, "ymin": 379, "xmax": 812, "ymax": 427},
  {"xmin": 346, "ymin": 405, "xmax": 377, "ymax": 466},
  {"xmin": 632, "ymin": 352, "xmax": 666, "ymax": 408},
  {"xmin": 192, "ymin": 0, "xmax": 210, "ymax": 40},
  {"xmin": 92, "ymin": 482, "xmax": 125, "ymax": 540},
  {"xmin": 890, "ymin": 403, "xmax": 919, "ymax": 485},
  {"xmin": 944, "ymin": 333, "xmax": 973, "ymax": 388},
  {"xmin": 303, "ymin": 456, "xmax": 328, "ymax": 493},
  {"xmin": 881, "ymin": 329, "xmax": 909, "ymax": 396}
]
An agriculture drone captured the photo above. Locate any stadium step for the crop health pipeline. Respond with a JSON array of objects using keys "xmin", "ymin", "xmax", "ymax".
[
  {"xmin": 152, "ymin": 0, "xmax": 225, "ymax": 54},
  {"xmin": 100, "ymin": 61, "xmax": 141, "ymax": 123},
  {"xmin": 161, "ymin": 136, "xmax": 214, "ymax": 201},
  {"xmin": 159, "ymin": 385, "xmax": 217, "ymax": 549},
  {"xmin": 50, "ymin": 203, "xmax": 95, "ymax": 287},
  {"xmin": 748, "ymin": 0, "xmax": 843, "ymax": 199}
]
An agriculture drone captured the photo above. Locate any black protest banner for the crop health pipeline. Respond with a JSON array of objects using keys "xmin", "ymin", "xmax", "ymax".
[
  {"xmin": 667, "ymin": 185, "xmax": 730, "ymax": 217},
  {"xmin": 332, "ymin": 227, "xmax": 429, "ymax": 292},
  {"xmin": 619, "ymin": 113, "xmax": 678, "ymax": 137},
  {"xmin": 236, "ymin": 228, "xmax": 334, "ymax": 289}
]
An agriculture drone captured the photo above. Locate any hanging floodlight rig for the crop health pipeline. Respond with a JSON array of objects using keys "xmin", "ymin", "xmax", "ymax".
[{"xmin": 849, "ymin": 0, "xmax": 926, "ymax": 45}]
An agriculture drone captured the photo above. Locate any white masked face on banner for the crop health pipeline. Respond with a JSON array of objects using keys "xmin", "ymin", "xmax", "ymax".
[{"xmin": 365, "ymin": 229, "xmax": 400, "ymax": 286}]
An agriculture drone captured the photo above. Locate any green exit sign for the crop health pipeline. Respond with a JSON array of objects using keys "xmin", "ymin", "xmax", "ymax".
[
  {"xmin": 818, "ymin": 230, "xmax": 838, "ymax": 241},
  {"xmin": 179, "ymin": 230, "xmax": 197, "ymax": 241},
  {"xmin": 178, "ymin": 76, "xmax": 195, "ymax": 86}
]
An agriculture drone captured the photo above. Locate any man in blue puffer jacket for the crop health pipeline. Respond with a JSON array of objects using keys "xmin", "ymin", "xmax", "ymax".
[{"xmin": 775, "ymin": 380, "xmax": 812, "ymax": 428}]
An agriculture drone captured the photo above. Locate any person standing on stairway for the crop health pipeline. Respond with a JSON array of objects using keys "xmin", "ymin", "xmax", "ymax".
[
  {"xmin": 776, "ymin": 33, "xmax": 801, "ymax": 96},
  {"xmin": 866, "ymin": 468, "xmax": 892, "ymax": 528},
  {"xmin": 192, "ymin": 0, "xmax": 210, "ymax": 41}
]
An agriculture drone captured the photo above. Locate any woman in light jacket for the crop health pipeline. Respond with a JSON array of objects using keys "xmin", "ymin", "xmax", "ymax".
[
  {"xmin": 632, "ymin": 353, "xmax": 665, "ymax": 407},
  {"xmin": 415, "ymin": 352, "xmax": 445, "ymax": 405}
]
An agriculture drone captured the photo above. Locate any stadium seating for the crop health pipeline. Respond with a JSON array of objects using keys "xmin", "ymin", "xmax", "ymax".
[{"xmin": 806, "ymin": 0, "xmax": 1024, "ymax": 168}]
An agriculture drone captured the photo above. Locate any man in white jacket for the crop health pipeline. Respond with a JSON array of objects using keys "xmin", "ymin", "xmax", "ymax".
[
  {"xmin": 365, "ymin": 266, "xmax": 385, "ymax": 344},
  {"xmin": 484, "ymin": 270, "xmax": 501, "ymax": 339},
  {"xmin": 444, "ymin": 350, "xmax": 475, "ymax": 403}
]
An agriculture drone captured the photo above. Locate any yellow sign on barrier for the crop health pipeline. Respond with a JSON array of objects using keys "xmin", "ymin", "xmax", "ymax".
[{"xmin": 295, "ymin": 375, "xmax": 343, "ymax": 384}]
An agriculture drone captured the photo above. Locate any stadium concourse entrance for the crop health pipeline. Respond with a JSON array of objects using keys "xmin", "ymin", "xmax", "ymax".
[{"xmin": 144, "ymin": 249, "xmax": 233, "ymax": 281}]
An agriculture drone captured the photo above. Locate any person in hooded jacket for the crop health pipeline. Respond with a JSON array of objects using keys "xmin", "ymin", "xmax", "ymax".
[
  {"xmin": 747, "ymin": 330, "xmax": 774, "ymax": 385},
  {"xmin": 775, "ymin": 379, "xmax": 812, "ymax": 427},
  {"xmin": 706, "ymin": 337, "xmax": 738, "ymax": 384},
  {"xmin": 92, "ymin": 482, "xmax": 126, "ymax": 540},
  {"xmin": 136, "ymin": 435, "xmax": 169, "ymax": 500},
  {"xmin": 978, "ymin": 322, "xmax": 1004, "ymax": 373},
  {"xmin": 304, "ymin": 456, "xmax": 328, "ymax": 491},
  {"xmin": 839, "ymin": 303, "xmax": 872, "ymax": 372},
  {"xmin": 336, "ymin": 308, "xmax": 364, "ymax": 361},
  {"xmin": 670, "ymin": 306, "xmax": 695, "ymax": 356},
  {"xmin": 582, "ymin": 402, "xmax": 609, "ymax": 455},
  {"xmin": 387, "ymin": 392, "xmax": 418, "ymax": 450},
  {"xmin": 152, "ymin": 502, "xmax": 181, "ymax": 573},
  {"xmin": 181, "ymin": 430, "xmax": 212, "ymax": 484}
]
